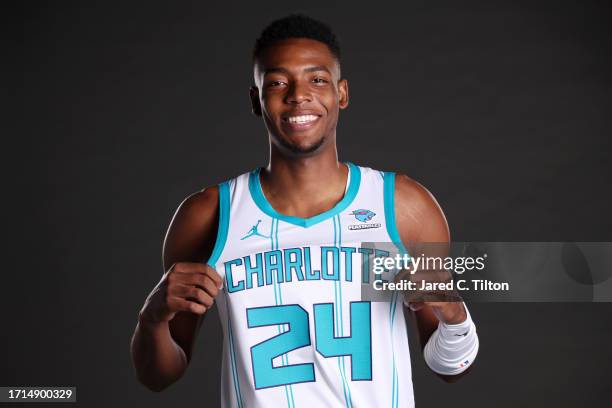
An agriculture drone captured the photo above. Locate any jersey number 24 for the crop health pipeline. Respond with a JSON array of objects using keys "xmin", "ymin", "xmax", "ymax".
[{"xmin": 246, "ymin": 302, "xmax": 372, "ymax": 389}]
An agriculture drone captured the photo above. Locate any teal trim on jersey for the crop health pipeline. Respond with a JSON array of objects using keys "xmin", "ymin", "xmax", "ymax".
[
  {"xmin": 267, "ymin": 218, "xmax": 296, "ymax": 408},
  {"xmin": 227, "ymin": 312, "xmax": 244, "ymax": 408},
  {"xmin": 211, "ymin": 182, "xmax": 241, "ymax": 406},
  {"xmin": 333, "ymin": 215, "xmax": 353, "ymax": 408},
  {"xmin": 207, "ymin": 181, "xmax": 230, "ymax": 267},
  {"xmin": 383, "ymin": 172, "xmax": 408, "ymax": 255},
  {"xmin": 383, "ymin": 172, "xmax": 403, "ymax": 408},
  {"xmin": 389, "ymin": 291, "xmax": 399, "ymax": 408},
  {"xmin": 248, "ymin": 162, "xmax": 361, "ymax": 228}
]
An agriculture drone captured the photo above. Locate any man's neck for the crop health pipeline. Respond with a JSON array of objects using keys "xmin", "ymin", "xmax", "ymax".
[{"xmin": 260, "ymin": 146, "xmax": 349, "ymax": 219}]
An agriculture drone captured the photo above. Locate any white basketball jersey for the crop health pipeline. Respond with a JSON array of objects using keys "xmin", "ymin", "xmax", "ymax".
[{"xmin": 207, "ymin": 163, "xmax": 414, "ymax": 408}]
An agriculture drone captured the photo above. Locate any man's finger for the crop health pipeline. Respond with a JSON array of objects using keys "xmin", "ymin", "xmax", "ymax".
[
  {"xmin": 171, "ymin": 285, "xmax": 215, "ymax": 307},
  {"xmin": 201, "ymin": 275, "xmax": 221, "ymax": 297},
  {"xmin": 170, "ymin": 262, "xmax": 223, "ymax": 288},
  {"xmin": 170, "ymin": 272, "xmax": 204, "ymax": 286},
  {"xmin": 168, "ymin": 296, "xmax": 207, "ymax": 315},
  {"xmin": 171, "ymin": 262, "xmax": 209, "ymax": 274},
  {"xmin": 204, "ymin": 266, "xmax": 223, "ymax": 288}
]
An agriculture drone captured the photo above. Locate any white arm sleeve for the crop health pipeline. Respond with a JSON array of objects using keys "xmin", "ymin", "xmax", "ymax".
[{"xmin": 423, "ymin": 304, "xmax": 479, "ymax": 375}]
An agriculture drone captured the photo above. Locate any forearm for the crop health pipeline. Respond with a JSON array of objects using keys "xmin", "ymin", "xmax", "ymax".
[{"xmin": 130, "ymin": 317, "xmax": 188, "ymax": 392}]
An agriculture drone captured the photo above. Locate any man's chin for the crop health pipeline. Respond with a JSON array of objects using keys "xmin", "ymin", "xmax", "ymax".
[{"xmin": 277, "ymin": 135, "xmax": 326, "ymax": 155}]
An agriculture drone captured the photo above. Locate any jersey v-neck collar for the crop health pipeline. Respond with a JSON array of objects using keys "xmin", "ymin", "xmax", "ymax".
[{"xmin": 248, "ymin": 162, "xmax": 361, "ymax": 228}]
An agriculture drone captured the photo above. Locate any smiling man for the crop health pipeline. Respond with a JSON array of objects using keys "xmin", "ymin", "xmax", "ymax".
[{"xmin": 131, "ymin": 14, "xmax": 479, "ymax": 407}]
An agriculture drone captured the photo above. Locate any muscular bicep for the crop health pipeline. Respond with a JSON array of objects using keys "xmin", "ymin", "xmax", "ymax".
[
  {"xmin": 162, "ymin": 186, "xmax": 219, "ymax": 362},
  {"xmin": 394, "ymin": 174, "xmax": 450, "ymax": 347},
  {"xmin": 394, "ymin": 174, "xmax": 449, "ymax": 247}
]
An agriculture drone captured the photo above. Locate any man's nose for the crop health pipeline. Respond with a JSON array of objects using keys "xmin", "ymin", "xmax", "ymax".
[{"xmin": 285, "ymin": 81, "xmax": 311, "ymax": 104}]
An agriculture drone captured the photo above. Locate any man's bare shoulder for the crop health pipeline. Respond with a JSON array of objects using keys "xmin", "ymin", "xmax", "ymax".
[
  {"xmin": 393, "ymin": 173, "xmax": 449, "ymax": 243},
  {"xmin": 177, "ymin": 186, "xmax": 219, "ymax": 219},
  {"xmin": 163, "ymin": 186, "xmax": 220, "ymax": 270},
  {"xmin": 394, "ymin": 174, "xmax": 438, "ymax": 213}
]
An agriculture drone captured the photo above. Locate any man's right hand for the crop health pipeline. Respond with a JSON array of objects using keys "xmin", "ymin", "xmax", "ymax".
[{"xmin": 138, "ymin": 262, "xmax": 223, "ymax": 326}]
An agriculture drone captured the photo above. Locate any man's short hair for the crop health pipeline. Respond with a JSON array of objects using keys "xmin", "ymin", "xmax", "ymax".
[{"xmin": 253, "ymin": 14, "xmax": 341, "ymax": 64}]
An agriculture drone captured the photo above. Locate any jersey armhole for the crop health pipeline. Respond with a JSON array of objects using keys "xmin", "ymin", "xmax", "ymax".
[
  {"xmin": 206, "ymin": 181, "xmax": 230, "ymax": 267},
  {"xmin": 383, "ymin": 172, "xmax": 408, "ymax": 255}
]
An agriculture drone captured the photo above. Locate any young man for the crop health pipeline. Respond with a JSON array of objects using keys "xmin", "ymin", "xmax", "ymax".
[{"xmin": 131, "ymin": 15, "xmax": 479, "ymax": 407}]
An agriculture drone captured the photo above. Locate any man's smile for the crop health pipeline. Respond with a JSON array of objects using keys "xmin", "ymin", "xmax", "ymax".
[
  {"xmin": 281, "ymin": 112, "xmax": 322, "ymax": 131},
  {"xmin": 285, "ymin": 114, "xmax": 319, "ymax": 124}
]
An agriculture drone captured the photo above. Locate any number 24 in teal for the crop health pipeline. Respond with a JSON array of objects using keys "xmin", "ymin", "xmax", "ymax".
[{"xmin": 246, "ymin": 302, "xmax": 372, "ymax": 389}]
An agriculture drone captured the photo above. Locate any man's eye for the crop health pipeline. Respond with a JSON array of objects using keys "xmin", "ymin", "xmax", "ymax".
[
  {"xmin": 269, "ymin": 81, "xmax": 286, "ymax": 87},
  {"xmin": 313, "ymin": 77, "xmax": 328, "ymax": 84}
]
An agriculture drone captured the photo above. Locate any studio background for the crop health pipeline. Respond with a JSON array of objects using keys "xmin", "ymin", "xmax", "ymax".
[{"xmin": 6, "ymin": 1, "xmax": 611, "ymax": 407}]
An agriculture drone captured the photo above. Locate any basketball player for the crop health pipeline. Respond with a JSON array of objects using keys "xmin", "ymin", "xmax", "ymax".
[{"xmin": 131, "ymin": 15, "xmax": 479, "ymax": 407}]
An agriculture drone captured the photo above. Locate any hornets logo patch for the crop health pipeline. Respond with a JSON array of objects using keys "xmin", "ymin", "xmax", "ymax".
[{"xmin": 348, "ymin": 209, "xmax": 381, "ymax": 230}]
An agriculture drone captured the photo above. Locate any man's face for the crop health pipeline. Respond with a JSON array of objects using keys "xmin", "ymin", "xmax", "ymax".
[{"xmin": 251, "ymin": 38, "xmax": 348, "ymax": 156}]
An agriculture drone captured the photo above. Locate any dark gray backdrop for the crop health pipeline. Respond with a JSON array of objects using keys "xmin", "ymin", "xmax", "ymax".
[{"xmin": 5, "ymin": 0, "xmax": 611, "ymax": 407}]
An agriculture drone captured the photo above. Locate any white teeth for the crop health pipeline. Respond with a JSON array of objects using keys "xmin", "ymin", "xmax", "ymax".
[{"xmin": 287, "ymin": 115, "xmax": 318, "ymax": 124}]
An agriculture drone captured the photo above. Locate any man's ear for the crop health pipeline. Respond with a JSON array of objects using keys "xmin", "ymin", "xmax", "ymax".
[
  {"xmin": 338, "ymin": 79, "xmax": 349, "ymax": 110},
  {"xmin": 250, "ymin": 86, "xmax": 262, "ymax": 116}
]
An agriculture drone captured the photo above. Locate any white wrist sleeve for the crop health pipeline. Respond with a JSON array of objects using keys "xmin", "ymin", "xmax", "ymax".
[{"xmin": 423, "ymin": 304, "xmax": 479, "ymax": 375}]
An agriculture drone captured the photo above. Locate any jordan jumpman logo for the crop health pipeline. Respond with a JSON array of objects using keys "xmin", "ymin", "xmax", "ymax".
[{"xmin": 241, "ymin": 220, "xmax": 270, "ymax": 240}]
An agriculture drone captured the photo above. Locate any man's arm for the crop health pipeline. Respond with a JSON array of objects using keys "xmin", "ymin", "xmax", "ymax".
[
  {"xmin": 130, "ymin": 186, "xmax": 222, "ymax": 391},
  {"xmin": 393, "ymin": 174, "xmax": 474, "ymax": 382}
]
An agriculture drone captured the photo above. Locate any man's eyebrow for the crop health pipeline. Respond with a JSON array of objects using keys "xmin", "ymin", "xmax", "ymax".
[
  {"xmin": 263, "ymin": 67, "xmax": 289, "ymax": 75},
  {"xmin": 303, "ymin": 65, "xmax": 331, "ymax": 74},
  {"xmin": 263, "ymin": 65, "xmax": 332, "ymax": 75}
]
